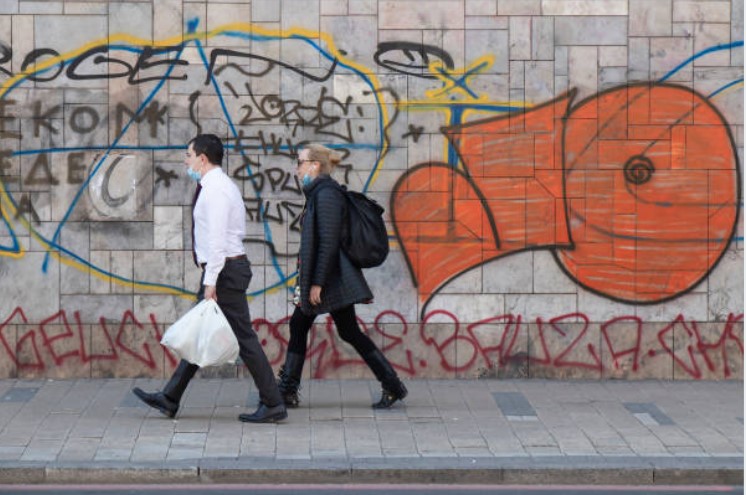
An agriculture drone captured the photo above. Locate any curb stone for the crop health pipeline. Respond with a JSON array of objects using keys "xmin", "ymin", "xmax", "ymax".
[{"xmin": 0, "ymin": 457, "xmax": 741, "ymax": 485}]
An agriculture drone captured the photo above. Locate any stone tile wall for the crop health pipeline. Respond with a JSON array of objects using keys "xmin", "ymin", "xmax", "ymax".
[{"xmin": 0, "ymin": 0, "xmax": 741, "ymax": 380}]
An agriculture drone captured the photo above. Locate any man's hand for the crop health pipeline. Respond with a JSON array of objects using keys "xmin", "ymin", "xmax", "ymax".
[
  {"xmin": 204, "ymin": 285, "xmax": 217, "ymax": 301},
  {"xmin": 310, "ymin": 285, "xmax": 322, "ymax": 305}
]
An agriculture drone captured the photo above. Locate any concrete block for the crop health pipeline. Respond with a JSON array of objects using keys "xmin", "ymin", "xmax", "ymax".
[
  {"xmin": 509, "ymin": 17, "xmax": 531, "ymax": 61},
  {"xmin": 629, "ymin": 0, "xmax": 671, "ymax": 36},
  {"xmin": 693, "ymin": 23, "xmax": 731, "ymax": 66},
  {"xmin": 134, "ymin": 294, "xmax": 193, "ymax": 326},
  {"xmin": 37, "ymin": 323, "xmax": 90, "ymax": 379},
  {"xmin": 554, "ymin": 46, "xmax": 568, "ymax": 76},
  {"xmin": 135, "ymin": 251, "xmax": 184, "ymax": 287},
  {"xmin": 466, "ymin": 316, "xmax": 529, "ymax": 379},
  {"xmin": 650, "ymin": 37, "xmax": 694, "ymax": 82},
  {"xmin": 252, "ymin": 0, "xmax": 280, "ymax": 22},
  {"xmin": 208, "ymin": 1, "xmax": 252, "ymax": 32},
  {"xmin": 0, "ymin": 2, "xmax": 18, "ymax": 14},
  {"xmin": 599, "ymin": 67, "xmax": 627, "ymax": 89},
  {"xmin": 281, "ymin": 0, "xmax": 321, "ymax": 32},
  {"xmin": 349, "ymin": 0, "xmax": 376, "ymax": 15},
  {"xmin": 379, "ymin": 0, "xmax": 464, "ymax": 30},
  {"xmin": 84, "ymin": 153, "xmax": 153, "ymax": 222},
  {"xmin": 89, "ymin": 251, "xmax": 111, "ymax": 294},
  {"xmin": 153, "ymin": 206, "xmax": 183, "ymax": 250},
  {"xmin": 627, "ymin": 37, "xmax": 650, "ymax": 81},
  {"xmin": 321, "ymin": 16, "xmax": 377, "ymax": 71},
  {"xmin": 110, "ymin": 250, "xmax": 134, "ymax": 295},
  {"xmin": 599, "ymin": 46, "xmax": 627, "ymax": 67},
  {"xmin": 600, "ymin": 319, "xmax": 674, "ymax": 380},
  {"xmin": 555, "ymin": 17, "xmax": 627, "ymax": 46},
  {"xmin": 0, "ymin": 252, "xmax": 60, "ymax": 322},
  {"xmin": 63, "ymin": 2, "xmax": 107, "ymax": 15},
  {"xmin": 153, "ymin": 0, "xmax": 182, "ymax": 43},
  {"xmin": 465, "ymin": 16, "xmax": 507, "ymax": 29},
  {"xmin": 90, "ymin": 319, "xmax": 165, "ymax": 379},
  {"xmin": 20, "ymin": 1, "xmax": 62, "ymax": 14},
  {"xmin": 542, "ymin": 0, "xmax": 627, "ymax": 15},
  {"xmin": 483, "ymin": 252, "xmax": 532, "ymax": 294},
  {"xmin": 59, "ymin": 294, "xmax": 132, "ymax": 325},
  {"xmin": 0, "ymin": 324, "xmax": 17, "ymax": 378},
  {"xmin": 568, "ymin": 46, "xmax": 597, "ymax": 96},
  {"xmin": 466, "ymin": 0, "xmax": 496, "ymax": 16},
  {"xmin": 109, "ymin": 2, "xmax": 152, "ymax": 42},
  {"xmin": 84, "ymin": 225, "xmax": 150, "ymax": 263},
  {"xmin": 635, "ymin": 292, "xmax": 708, "ymax": 323},
  {"xmin": 409, "ymin": 322, "xmax": 458, "ymax": 378},
  {"xmin": 527, "ymin": 320, "xmax": 602, "ymax": 379},
  {"xmin": 733, "ymin": 0, "xmax": 744, "ymax": 67},
  {"xmin": 153, "ymin": 164, "xmax": 190, "ymax": 207},
  {"xmin": 673, "ymin": 0, "xmax": 731, "ymax": 22},
  {"xmin": 321, "ymin": 0, "xmax": 348, "ymax": 16},
  {"xmin": 672, "ymin": 320, "xmax": 743, "ymax": 380},
  {"xmin": 498, "ymin": 0, "xmax": 540, "ymax": 15},
  {"xmin": 510, "ymin": 60, "xmax": 524, "ymax": 89},
  {"xmin": 60, "ymin": 104, "xmax": 110, "ymax": 148},
  {"xmin": 708, "ymin": 249, "xmax": 743, "ymax": 321},
  {"xmin": 531, "ymin": 17, "xmax": 554, "ymax": 61},
  {"xmin": 525, "ymin": 60, "xmax": 554, "ymax": 102},
  {"xmin": 442, "ymin": 28, "xmax": 466, "ymax": 72},
  {"xmin": 34, "ymin": 15, "xmax": 107, "ymax": 55},
  {"xmin": 10, "ymin": 15, "xmax": 31, "ymax": 74}
]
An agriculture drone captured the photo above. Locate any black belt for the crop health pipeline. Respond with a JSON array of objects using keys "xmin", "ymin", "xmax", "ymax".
[{"xmin": 200, "ymin": 254, "xmax": 247, "ymax": 269}]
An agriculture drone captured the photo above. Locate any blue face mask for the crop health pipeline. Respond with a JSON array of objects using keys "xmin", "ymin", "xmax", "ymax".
[
  {"xmin": 302, "ymin": 173, "xmax": 313, "ymax": 187},
  {"xmin": 187, "ymin": 167, "xmax": 201, "ymax": 182}
]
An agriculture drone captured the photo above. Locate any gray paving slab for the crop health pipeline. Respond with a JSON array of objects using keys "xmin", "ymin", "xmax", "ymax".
[{"xmin": 0, "ymin": 378, "xmax": 740, "ymax": 485}]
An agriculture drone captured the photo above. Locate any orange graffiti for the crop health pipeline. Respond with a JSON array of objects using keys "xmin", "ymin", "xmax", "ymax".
[{"xmin": 392, "ymin": 83, "xmax": 740, "ymax": 309}]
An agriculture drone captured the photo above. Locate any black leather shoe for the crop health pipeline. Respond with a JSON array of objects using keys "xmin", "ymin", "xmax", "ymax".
[
  {"xmin": 238, "ymin": 403, "xmax": 288, "ymax": 423},
  {"xmin": 132, "ymin": 387, "xmax": 178, "ymax": 418}
]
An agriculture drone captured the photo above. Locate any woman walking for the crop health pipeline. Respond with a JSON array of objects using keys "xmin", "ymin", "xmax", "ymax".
[{"xmin": 278, "ymin": 143, "xmax": 408, "ymax": 409}]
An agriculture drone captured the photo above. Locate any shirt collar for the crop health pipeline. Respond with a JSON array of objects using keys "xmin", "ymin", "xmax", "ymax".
[{"xmin": 199, "ymin": 166, "xmax": 222, "ymax": 186}]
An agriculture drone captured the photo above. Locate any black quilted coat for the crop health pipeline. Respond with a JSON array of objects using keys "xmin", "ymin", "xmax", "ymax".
[{"xmin": 297, "ymin": 175, "xmax": 373, "ymax": 315}]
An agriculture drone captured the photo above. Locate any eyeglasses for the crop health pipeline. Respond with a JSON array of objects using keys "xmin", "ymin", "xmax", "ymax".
[{"xmin": 296, "ymin": 159, "xmax": 313, "ymax": 167}]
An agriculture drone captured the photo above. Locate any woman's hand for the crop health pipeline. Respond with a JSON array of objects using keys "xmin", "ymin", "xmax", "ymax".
[{"xmin": 310, "ymin": 285, "xmax": 322, "ymax": 305}]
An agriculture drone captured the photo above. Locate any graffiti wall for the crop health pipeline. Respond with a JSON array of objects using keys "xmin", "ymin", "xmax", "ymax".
[{"xmin": 0, "ymin": 0, "xmax": 742, "ymax": 380}]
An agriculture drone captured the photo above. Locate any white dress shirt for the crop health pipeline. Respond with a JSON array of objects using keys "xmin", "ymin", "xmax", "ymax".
[{"xmin": 193, "ymin": 167, "xmax": 246, "ymax": 286}]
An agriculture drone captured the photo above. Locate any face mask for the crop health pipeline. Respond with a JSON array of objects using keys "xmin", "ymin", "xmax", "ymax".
[
  {"xmin": 302, "ymin": 173, "xmax": 313, "ymax": 187},
  {"xmin": 187, "ymin": 167, "xmax": 201, "ymax": 182}
]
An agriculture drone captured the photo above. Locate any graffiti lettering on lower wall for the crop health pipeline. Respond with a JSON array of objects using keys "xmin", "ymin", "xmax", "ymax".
[{"xmin": 1, "ymin": 306, "xmax": 742, "ymax": 380}]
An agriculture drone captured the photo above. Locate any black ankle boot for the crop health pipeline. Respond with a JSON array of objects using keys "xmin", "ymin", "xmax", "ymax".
[
  {"xmin": 373, "ymin": 379, "xmax": 409, "ymax": 409},
  {"xmin": 277, "ymin": 352, "xmax": 304, "ymax": 408},
  {"xmin": 362, "ymin": 349, "xmax": 408, "ymax": 409}
]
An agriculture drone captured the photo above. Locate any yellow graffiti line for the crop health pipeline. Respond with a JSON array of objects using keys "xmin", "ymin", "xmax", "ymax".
[
  {"xmin": 0, "ymin": 189, "xmax": 190, "ymax": 296},
  {"xmin": 398, "ymin": 99, "xmax": 531, "ymax": 110},
  {"xmin": 424, "ymin": 55, "xmax": 495, "ymax": 100},
  {"xmin": 0, "ymin": 190, "xmax": 25, "ymax": 259},
  {"xmin": 0, "ymin": 32, "xmax": 206, "ymax": 99},
  {"xmin": 0, "ymin": 22, "xmax": 390, "ymax": 299}
]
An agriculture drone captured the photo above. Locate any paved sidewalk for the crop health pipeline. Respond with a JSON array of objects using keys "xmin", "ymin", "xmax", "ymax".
[{"xmin": 0, "ymin": 379, "xmax": 741, "ymax": 485}]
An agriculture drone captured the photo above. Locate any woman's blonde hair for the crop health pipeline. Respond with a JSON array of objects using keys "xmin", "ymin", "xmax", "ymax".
[{"xmin": 304, "ymin": 143, "xmax": 341, "ymax": 174}]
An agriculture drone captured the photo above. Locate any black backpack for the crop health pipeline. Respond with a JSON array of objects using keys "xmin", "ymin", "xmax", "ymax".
[{"xmin": 337, "ymin": 185, "xmax": 389, "ymax": 268}]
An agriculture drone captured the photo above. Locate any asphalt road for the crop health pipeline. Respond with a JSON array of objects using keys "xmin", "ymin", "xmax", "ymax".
[{"xmin": 0, "ymin": 485, "xmax": 742, "ymax": 495}]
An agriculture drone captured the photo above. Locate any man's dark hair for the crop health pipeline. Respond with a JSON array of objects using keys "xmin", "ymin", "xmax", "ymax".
[{"xmin": 189, "ymin": 134, "xmax": 224, "ymax": 165}]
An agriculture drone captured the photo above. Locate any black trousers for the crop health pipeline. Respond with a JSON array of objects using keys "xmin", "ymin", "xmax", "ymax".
[
  {"xmin": 287, "ymin": 304, "xmax": 377, "ymax": 357},
  {"xmin": 163, "ymin": 257, "xmax": 282, "ymax": 407}
]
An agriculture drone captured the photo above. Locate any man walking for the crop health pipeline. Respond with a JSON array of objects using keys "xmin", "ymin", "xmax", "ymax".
[{"xmin": 132, "ymin": 134, "xmax": 287, "ymax": 423}]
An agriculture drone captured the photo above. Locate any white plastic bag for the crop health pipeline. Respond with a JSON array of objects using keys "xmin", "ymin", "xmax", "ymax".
[{"xmin": 160, "ymin": 299, "xmax": 239, "ymax": 367}]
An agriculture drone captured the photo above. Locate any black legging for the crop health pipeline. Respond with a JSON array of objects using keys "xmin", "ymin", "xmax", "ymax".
[{"xmin": 287, "ymin": 304, "xmax": 377, "ymax": 357}]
